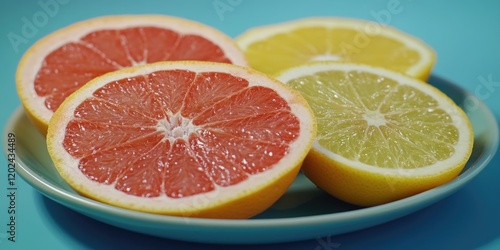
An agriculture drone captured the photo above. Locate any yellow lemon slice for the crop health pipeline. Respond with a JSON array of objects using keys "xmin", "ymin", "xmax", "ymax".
[
  {"xmin": 277, "ymin": 62, "xmax": 473, "ymax": 206},
  {"xmin": 237, "ymin": 17, "xmax": 436, "ymax": 80}
]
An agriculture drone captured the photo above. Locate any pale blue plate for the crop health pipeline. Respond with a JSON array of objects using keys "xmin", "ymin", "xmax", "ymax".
[{"xmin": 3, "ymin": 75, "xmax": 498, "ymax": 244}]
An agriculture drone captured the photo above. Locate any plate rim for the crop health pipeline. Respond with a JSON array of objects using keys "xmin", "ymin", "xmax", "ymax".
[{"xmin": 3, "ymin": 75, "xmax": 499, "ymax": 244}]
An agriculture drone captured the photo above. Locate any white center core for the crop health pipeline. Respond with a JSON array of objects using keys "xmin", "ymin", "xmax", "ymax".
[
  {"xmin": 310, "ymin": 54, "xmax": 342, "ymax": 61},
  {"xmin": 157, "ymin": 113, "xmax": 198, "ymax": 141},
  {"xmin": 363, "ymin": 110, "xmax": 387, "ymax": 127}
]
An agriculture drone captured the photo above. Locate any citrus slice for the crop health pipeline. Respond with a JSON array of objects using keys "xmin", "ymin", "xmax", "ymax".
[
  {"xmin": 236, "ymin": 17, "xmax": 436, "ymax": 80},
  {"xmin": 16, "ymin": 15, "xmax": 247, "ymax": 135},
  {"xmin": 276, "ymin": 62, "xmax": 473, "ymax": 206},
  {"xmin": 46, "ymin": 61, "xmax": 316, "ymax": 219}
]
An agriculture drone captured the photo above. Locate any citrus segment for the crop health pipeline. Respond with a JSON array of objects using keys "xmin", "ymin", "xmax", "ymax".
[
  {"xmin": 47, "ymin": 61, "xmax": 316, "ymax": 219},
  {"xmin": 236, "ymin": 17, "xmax": 436, "ymax": 80},
  {"xmin": 17, "ymin": 15, "xmax": 247, "ymax": 135},
  {"xmin": 277, "ymin": 62, "xmax": 473, "ymax": 206}
]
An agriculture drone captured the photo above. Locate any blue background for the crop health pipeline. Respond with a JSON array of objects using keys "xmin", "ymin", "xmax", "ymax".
[{"xmin": 1, "ymin": 0, "xmax": 499, "ymax": 249}]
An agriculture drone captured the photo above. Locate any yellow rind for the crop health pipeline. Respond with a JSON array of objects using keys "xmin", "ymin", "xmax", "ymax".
[
  {"xmin": 236, "ymin": 16, "xmax": 436, "ymax": 81},
  {"xmin": 302, "ymin": 146, "xmax": 469, "ymax": 206},
  {"xmin": 277, "ymin": 61, "xmax": 474, "ymax": 206}
]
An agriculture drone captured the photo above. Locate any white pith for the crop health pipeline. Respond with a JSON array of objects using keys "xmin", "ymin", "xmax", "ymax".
[
  {"xmin": 363, "ymin": 110, "xmax": 387, "ymax": 127},
  {"xmin": 310, "ymin": 54, "xmax": 343, "ymax": 62},
  {"xmin": 156, "ymin": 112, "xmax": 199, "ymax": 143}
]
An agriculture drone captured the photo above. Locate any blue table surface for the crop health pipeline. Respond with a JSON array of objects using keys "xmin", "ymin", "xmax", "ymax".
[{"xmin": 1, "ymin": 0, "xmax": 499, "ymax": 249}]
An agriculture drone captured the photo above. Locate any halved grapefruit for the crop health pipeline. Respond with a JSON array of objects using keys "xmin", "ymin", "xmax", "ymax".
[
  {"xmin": 16, "ymin": 15, "xmax": 247, "ymax": 135},
  {"xmin": 46, "ymin": 61, "xmax": 316, "ymax": 219}
]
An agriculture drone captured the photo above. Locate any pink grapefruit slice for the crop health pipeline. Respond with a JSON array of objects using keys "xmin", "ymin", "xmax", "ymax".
[
  {"xmin": 46, "ymin": 61, "xmax": 316, "ymax": 219},
  {"xmin": 16, "ymin": 15, "xmax": 247, "ymax": 135}
]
